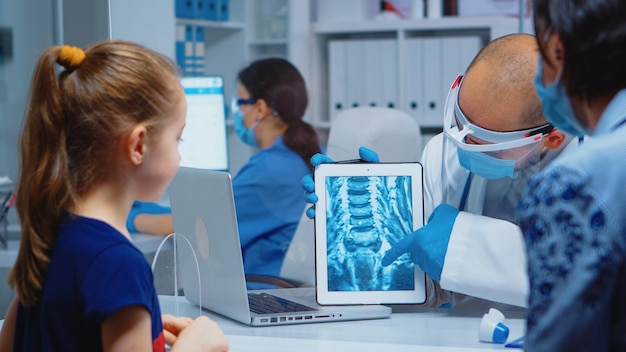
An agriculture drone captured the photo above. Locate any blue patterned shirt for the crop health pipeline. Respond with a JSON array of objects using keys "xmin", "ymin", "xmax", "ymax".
[{"xmin": 517, "ymin": 89, "xmax": 626, "ymax": 351}]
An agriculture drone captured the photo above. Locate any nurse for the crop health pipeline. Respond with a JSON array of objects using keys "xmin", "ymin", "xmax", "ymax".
[
  {"xmin": 517, "ymin": 0, "xmax": 626, "ymax": 350},
  {"xmin": 305, "ymin": 33, "xmax": 574, "ymax": 309},
  {"xmin": 232, "ymin": 58, "xmax": 322, "ymax": 286}
]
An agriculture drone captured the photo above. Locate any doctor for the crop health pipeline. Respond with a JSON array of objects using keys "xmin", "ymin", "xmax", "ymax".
[{"xmin": 305, "ymin": 33, "xmax": 574, "ymax": 308}]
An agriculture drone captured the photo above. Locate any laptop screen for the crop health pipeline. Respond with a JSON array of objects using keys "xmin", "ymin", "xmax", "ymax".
[{"xmin": 179, "ymin": 76, "xmax": 229, "ymax": 171}]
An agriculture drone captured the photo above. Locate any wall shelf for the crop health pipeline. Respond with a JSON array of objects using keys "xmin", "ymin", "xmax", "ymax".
[{"xmin": 176, "ymin": 18, "xmax": 245, "ymax": 30}]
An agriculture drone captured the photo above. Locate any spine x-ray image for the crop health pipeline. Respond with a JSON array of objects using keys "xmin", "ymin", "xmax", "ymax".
[{"xmin": 325, "ymin": 175, "xmax": 414, "ymax": 291}]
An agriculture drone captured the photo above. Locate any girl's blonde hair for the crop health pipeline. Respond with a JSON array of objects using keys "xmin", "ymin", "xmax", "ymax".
[{"xmin": 9, "ymin": 40, "xmax": 181, "ymax": 306}]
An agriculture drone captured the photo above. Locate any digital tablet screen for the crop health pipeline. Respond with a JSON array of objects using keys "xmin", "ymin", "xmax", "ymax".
[{"xmin": 314, "ymin": 162, "xmax": 426, "ymax": 305}]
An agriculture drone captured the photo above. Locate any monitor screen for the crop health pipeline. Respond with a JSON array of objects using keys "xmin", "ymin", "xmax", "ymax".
[{"xmin": 179, "ymin": 76, "xmax": 229, "ymax": 171}]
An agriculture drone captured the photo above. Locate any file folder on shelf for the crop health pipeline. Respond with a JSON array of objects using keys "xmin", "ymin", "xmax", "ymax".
[
  {"xmin": 219, "ymin": 0, "xmax": 229, "ymax": 21},
  {"xmin": 403, "ymin": 38, "xmax": 424, "ymax": 121},
  {"xmin": 421, "ymin": 37, "xmax": 443, "ymax": 126},
  {"xmin": 379, "ymin": 39, "xmax": 398, "ymax": 110},
  {"xmin": 175, "ymin": 0, "xmax": 195, "ymax": 19},
  {"xmin": 328, "ymin": 40, "xmax": 347, "ymax": 121},
  {"xmin": 203, "ymin": 0, "xmax": 218, "ymax": 21},
  {"xmin": 194, "ymin": 26, "xmax": 206, "ymax": 76},
  {"xmin": 179, "ymin": 24, "xmax": 195, "ymax": 77},
  {"xmin": 175, "ymin": 24, "xmax": 186, "ymax": 74}
]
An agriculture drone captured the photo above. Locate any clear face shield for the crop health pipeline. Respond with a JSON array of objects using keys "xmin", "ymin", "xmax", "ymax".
[{"xmin": 440, "ymin": 74, "xmax": 553, "ymax": 215}]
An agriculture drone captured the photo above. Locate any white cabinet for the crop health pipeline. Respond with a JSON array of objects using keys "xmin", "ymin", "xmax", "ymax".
[{"xmin": 309, "ymin": 16, "xmax": 523, "ymax": 135}]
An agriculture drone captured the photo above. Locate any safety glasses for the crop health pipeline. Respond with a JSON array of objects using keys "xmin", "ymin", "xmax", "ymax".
[
  {"xmin": 231, "ymin": 97, "xmax": 257, "ymax": 115},
  {"xmin": 443, "ymin": 74, "xmax": 553, "ymax": 153}
]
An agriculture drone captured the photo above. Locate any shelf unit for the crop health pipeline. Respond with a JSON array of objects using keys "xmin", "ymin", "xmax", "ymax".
[
  {"xmin": 172, "ymin": 0, "xmax": 311, "ymax": 113},
  {"xmin": 308, "ymin": 16, "xmax": 525, "ymax": 136},
  {"xmin": 172, "ymin": 0, "xmax": 311, "ymax": 174}
]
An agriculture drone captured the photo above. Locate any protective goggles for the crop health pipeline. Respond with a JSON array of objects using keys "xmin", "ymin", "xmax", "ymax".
[
  {"xmin": 231, "ymin": 96, "xmax": 280, "ymax": 117},
  {"xmin": 231, "ymin": 97, "xmax": 257, "ymax": 115},
  {"xmin": 443, "ymin": 74, "xmax": 553, "ymax": 154}
]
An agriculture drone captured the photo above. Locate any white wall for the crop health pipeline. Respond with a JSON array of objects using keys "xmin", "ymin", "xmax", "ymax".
[
  {"xmin": 109, "ymin": 0, "xmax": 175, "ymax": 59},
  {"xmin": 0, "ymin": 0, "xmax": 56, "ymax": 232}
]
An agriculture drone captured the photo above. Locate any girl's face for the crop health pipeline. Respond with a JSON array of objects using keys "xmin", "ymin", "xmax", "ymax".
[{"xmin": 135, "ymin": 89, "xmax": 187, "ymax": 202}]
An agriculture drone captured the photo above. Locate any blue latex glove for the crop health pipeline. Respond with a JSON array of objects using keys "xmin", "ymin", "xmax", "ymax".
[
  {"xmin": 381, "ymin": 203, "xmax": 460, "ymax": 281},
  {"xmin": 126, "ymin": 201, "xmax": 172, "ymax": 233},
  {"xmin": 302, "ymin": 147, "xmax": 380, "ymax": 219}
]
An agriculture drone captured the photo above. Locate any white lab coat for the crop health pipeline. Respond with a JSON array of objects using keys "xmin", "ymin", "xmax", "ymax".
[{"xmin": 421, "ymin": 133, "xmax": 576, "ymax": 308}]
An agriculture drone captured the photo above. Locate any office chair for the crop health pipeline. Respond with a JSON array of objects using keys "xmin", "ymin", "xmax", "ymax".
[{"xmin": 275, "ymin": 106, "xmax": 424, "ymax": 287}]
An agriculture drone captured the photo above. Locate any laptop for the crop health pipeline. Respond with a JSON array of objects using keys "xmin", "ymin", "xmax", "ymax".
[
  {"xmin": 179, "ymin": 76, "xmax": 229, "ymax": 171},
  {"xmin": 168, "ymin": 167, "xmax": 392, "ymax": 326}
]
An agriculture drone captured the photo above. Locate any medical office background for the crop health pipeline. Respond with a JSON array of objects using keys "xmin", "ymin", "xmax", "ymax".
[{"xmin": 0, "ymin": 0, "xmax": 531, "ymax": 316}]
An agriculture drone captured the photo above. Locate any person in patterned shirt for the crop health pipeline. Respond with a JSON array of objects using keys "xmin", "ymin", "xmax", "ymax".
[{"xmin": 517, "ymin": 0, "xmax": 626, "ymax": 350}]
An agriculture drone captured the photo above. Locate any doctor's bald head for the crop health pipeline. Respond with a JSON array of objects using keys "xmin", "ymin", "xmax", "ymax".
[{"xmin": 458, "ymin": 33, "xmax": 545, "ymax": 132}]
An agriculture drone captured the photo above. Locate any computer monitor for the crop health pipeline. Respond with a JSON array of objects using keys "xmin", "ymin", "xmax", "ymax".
[{"xmin": 179, "ymin": 76, "xmax": 229, "ymax": 171}]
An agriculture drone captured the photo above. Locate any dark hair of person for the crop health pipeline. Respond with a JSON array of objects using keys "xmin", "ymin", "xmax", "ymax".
[
  {"xmin": 533, "ymin": 0, "xmax": 626, "ymax": 100},
  {"xmin": 237, "ymin": 58, "xmax": 321, "ymax": 170},
  {"xmin": 10, "ymin": 40, "xmax": 181, "ymax": 307}
]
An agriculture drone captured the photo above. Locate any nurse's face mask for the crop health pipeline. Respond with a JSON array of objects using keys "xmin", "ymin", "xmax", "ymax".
[
  {"xmin": 443, "ymin": 74, "xmax": 553, "ymax": 180},
  {"xmin": 231, "ymin": 97, "xmax": 260, "ymax": 147}
]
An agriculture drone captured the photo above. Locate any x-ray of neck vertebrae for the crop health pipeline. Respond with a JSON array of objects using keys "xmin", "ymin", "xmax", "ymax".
[{"xmin": 325, "ymin": 175, "xmax": 415, "ymax": 291}]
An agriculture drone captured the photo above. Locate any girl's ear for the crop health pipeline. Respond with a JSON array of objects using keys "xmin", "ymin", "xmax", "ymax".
[
  {"xmin": 544, "ymin": 129, "xmax": 566, "ymax": 150},
  {"xmin": 126, "ymin": 125, "xmax": 148, "ymax": 165}
]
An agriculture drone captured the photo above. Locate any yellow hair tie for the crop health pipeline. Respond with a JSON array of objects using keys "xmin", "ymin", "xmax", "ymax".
[{"xmin": 57, "ymin": 45, "xmax": 86, "ymax": 69}]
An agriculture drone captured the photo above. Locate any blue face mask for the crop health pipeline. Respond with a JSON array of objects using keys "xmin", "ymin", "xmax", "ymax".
[
  {"xmin": 532, "ymin": 59, "xmax": 589, "ymax": 137},
  {"xmin": 234, "ymin": 111, "xmax": 259, "ymax": 147},
  {"xmin": 457, "ymin": 148, "xmax": 516, "ymax": 180}
]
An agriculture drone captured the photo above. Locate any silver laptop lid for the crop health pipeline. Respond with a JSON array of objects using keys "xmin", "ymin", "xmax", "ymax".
[{"xmin": 169, "ymin": 167, "xmax": 252, "ymax": 324}]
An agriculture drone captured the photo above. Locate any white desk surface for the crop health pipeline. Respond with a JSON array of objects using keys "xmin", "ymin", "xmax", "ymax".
[
  {"xmin": 0, "ymin": 295, "xmax": 525, "ymax": 350},
  {"xmin": 159, "ymin": 295, "xmax": 525, "ymax": 351}
]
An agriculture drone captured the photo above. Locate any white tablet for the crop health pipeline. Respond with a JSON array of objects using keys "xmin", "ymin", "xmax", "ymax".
[{"xmin": 314, "ymin": 162, "xmax": 427, "ymax": 305}]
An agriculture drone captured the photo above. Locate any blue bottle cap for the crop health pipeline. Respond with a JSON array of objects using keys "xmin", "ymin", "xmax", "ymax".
[{"xmin": 492, "ymin": 322, "xmax": 510, "ymax": 344}]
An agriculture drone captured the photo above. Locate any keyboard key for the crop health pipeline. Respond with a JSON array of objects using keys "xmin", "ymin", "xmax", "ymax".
[{"xmin": 248, "ymin": 293, "xmax": 317, "ymax": 314}]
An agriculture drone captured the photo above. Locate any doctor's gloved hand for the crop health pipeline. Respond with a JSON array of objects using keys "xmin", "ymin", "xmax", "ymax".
[
  {"xmin": 381, "ymin": 203, "xmax": 460, "ymax": 281},
  {"xmin": 302, "ymin": 147, "xmax": 380, "ymax": 219}
]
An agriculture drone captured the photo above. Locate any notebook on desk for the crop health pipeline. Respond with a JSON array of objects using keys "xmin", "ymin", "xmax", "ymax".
[{"xmin": 168, "ymin": 167, "xmax": 392, "ymax": 326}]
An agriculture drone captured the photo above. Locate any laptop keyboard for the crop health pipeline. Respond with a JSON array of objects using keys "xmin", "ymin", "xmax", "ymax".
[{"xmin": 248, "ymin": 292, "xmax": 318, "ymax": 314}]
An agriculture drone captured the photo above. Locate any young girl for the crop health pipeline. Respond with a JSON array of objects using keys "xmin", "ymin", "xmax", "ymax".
[{"xmin": 0, "ymin": 41, "xmax": 228, "ymax": 351}]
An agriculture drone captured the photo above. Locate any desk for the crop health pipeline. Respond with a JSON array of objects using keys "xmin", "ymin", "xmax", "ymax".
[{"xmin": 159, "ymin": 295, "xmax": 525, "ymax": 351}]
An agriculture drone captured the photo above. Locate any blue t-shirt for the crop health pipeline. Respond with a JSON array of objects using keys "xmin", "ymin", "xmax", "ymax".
[
  {"xmin": 13, "ymin": 214, "xmax": 165, "ymax": 351},
  {"xmin": 233, "ymin": 135, "xmax": 312, "ymax": 281}
]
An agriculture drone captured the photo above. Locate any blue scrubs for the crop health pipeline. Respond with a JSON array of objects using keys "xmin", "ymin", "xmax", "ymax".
[{"xmin": 233, "ymin": 135, "xmax": 311, "ymax": 281}]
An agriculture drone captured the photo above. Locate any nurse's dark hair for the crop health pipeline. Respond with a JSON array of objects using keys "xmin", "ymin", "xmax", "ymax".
[
  {"xmin": 238, "ymin": 58, "xmax": 321, "ymax": 170},
  {"xmin": 10, "ymin": 40, "xmax": 180, "ymax": 307},
  {"xmin": 533, "ymin": 0, "xmax": 626, "ymax": 100}
]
